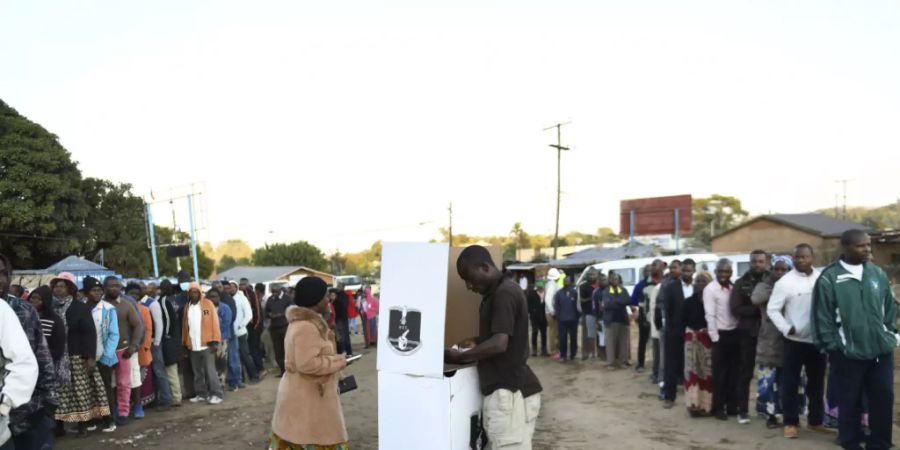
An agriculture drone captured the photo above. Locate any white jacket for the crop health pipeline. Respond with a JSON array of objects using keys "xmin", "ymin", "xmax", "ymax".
[
  {"xmin": 544, "ymin": 281, "xmax": 559, "ymax": 315},
  {"xmin": 233, "ymin": 291, "xmax": 253, "ymax": 337},
  {"xmin": 767, "ymin": 268, "xmax": 820, "ymax": 344},
  {"xmin": 0, "ymin": 299, "xmax": 38, "ymax": 414}
]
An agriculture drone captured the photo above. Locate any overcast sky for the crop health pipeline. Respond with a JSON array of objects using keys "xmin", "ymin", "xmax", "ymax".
[{"xmin": 3, "ymin": 0, "xmax": 899, "ymax": 253}]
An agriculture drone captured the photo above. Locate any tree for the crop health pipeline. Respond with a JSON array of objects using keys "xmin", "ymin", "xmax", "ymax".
[
  {"xmin": 596, "ymin": 227, "xmax": 620, "ymax": 243},
  {"xmin": 214, "ymin": 239, "xmax": 253, "ymax": 262},
  {"xmin": 0, "ymin": 99, "xmax": 88, "ymax": 269},
  {"xmin": 79, "ymin": 178, "xmax": 149, "ymax": 277},
  {"xmin": 509, "ymin": 222, "xmax": 531, "ymax": 252},
  {"xmin": 252, "ymin": 241, "xmax": 328, "ymax": 270},
  {"xmin": 691, "ymin": 195, "xmax": 749, "ymax": 246},
  {"xmin": 218, "ymin": 254, "xmax": 250, "ymax": 273}
]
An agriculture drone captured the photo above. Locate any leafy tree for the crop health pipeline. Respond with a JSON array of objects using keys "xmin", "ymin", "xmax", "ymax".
[
  {"xmin": 214, "ymin": 239, "xmax": 253, "ymax": 262},
  {"xmin": 510, "ymin": 222, "xmax": 531, "ymax": 251},
  {"xmin": 691, "ymin": 194, "xmax": 749, "ymax": 245},
  {"xmin": 218, "ymin": 254, "xmax": 250, "ymax": 273},
  {"xmin": 820, "ymin": 203, "xmax": 900, "ymax": 230},
  {"xmin": 0, "ymin": 99, "xmax": 88, "ymax": 269},
  {"xmin": 252, "ymin": 241, "xmax": 328, "ymax": 270}
]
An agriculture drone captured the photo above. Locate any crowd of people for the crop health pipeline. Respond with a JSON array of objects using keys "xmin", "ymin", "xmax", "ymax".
[
  {"xmin": 527, "ymin": 229, "xmax": 896, "ymax": 450},
  {"xmin": 0, "ymin": 250, "xmax": 377, "ymax": 450}
]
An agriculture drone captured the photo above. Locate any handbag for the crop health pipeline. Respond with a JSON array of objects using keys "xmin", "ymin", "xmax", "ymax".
[{"xmin": 338, "ymin": 375, "xmax": 358, "ymax": 394}]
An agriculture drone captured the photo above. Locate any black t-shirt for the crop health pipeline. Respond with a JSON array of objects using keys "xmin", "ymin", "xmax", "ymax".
[
  {"xmin": 334, "ymin": 291, "xmax": 349, "ymax": 321},
  {"xmin": 478, "ymin": 278, "xmax": 543, "ymax": 397},
  {"xmin": 578, "ymin": 282, "xmax": 595, "ymax": 316}
]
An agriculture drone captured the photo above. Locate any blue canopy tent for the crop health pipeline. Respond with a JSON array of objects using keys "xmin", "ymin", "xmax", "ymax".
[{"xmin": 12, "ymin": 255, "xmax": 120, "ymax": 290}]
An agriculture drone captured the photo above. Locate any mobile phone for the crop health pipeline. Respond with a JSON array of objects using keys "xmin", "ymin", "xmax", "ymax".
[{"xmin": 347, "ymin": 354, "xmax": 363, "ymax": 364}]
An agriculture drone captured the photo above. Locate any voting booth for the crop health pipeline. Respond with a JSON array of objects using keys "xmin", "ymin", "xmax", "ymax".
[{"xmin": 378, "ymin": 243, "xmax": 500, "ymax": 450}]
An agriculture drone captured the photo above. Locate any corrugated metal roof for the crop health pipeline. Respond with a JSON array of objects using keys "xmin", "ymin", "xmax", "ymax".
[
  {"xmin": 769, "ymin": 213, "xmax": 870, "ymax": 237},
  {"xmin": 547, "ymin": 243, "xmax": 657, "ymax": 268},
  {"xmin": 217, "ymin": 266, "xmax": 302, "ymax": 283}
]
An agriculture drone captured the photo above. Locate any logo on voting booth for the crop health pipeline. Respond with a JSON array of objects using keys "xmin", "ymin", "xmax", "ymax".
[{"xmin": 387, "ymin": 306, "xmax": 422, "ymax": 355}]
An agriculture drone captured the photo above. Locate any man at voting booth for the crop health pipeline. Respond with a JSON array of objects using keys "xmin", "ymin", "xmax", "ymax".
[{"xmin": 445, "ymin": 245, "xmax": 543, "ymax": 450}]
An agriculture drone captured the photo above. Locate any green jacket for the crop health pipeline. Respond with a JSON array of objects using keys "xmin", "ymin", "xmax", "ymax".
[{"xmin": 812, "ymin": 260, "xmax": 898, "ymax": 360}]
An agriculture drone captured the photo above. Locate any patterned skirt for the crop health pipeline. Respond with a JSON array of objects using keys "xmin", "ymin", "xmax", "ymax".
[
  {"xmin": 268, "ymin": 432, "xmax": 349, "ymax": 450},
  {"xmin": 55, "ymin": 355, "xmax": 111, "ymax": 423},
  {"xmin": 683, "ymin": 328, "xmax": 713, "ymax": 414},
  {"xmin": 140, "ymin": 366, "xmax": 156, "ymax": 406}
]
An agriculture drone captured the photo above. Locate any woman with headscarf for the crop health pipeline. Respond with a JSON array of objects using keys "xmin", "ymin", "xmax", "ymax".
[
  {"xmin": 50, "ymin": 272, "xmax": 109, "ymax": 437},
  {"xmin": 751, "ymin": 255, "xmax": 801, "ymax": 428},
  {"xmin": 682, "ymin": 272, "xmax": 713, "ymax": 417},
  {"xmin": 28, "ymin": 286, "xmax": 66, "ymax": 376},
  {"xmin": 269, "ymin": 276, "xmax": 349, "ymax": 450}
]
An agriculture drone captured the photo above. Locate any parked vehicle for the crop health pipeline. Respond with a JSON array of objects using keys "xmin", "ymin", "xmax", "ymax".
[{"xmin": 575, "ymin": 252, "xmax": 752, "ymax": 295}]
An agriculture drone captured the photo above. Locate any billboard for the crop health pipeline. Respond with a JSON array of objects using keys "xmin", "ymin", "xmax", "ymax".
[{"xmin": 620, "ymin": 195, "xmax": 692, "ymax": 236}]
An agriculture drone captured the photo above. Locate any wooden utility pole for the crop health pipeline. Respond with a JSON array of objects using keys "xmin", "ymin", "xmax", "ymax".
[
  {"xmin": 544, "ymin": 121, "xmax": 571, "ymax": 259},
  {"xmin": 448, "ymin": 202, "xmax": 453, "ymax": 247}
]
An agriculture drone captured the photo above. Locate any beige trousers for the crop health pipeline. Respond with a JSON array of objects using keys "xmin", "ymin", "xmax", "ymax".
[
  {"xmin": 166, "ymin": 364, "xmax": 182, "ymax": 404},
  {"xmin": 483, "ymin": 390, "xmax": 541, "ymax": 450}
]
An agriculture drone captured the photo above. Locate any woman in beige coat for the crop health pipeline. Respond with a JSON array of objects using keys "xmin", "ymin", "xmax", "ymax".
[{"xmin": 269, "ymin": 276, "xmax": 349, "ymax": 450}]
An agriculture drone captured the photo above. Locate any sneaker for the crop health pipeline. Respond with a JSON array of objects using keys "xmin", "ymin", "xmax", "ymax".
[
  {"xmin": 738, "ymin": 414, "xmax": 751, "ymax": 425},
  {"xmin": 102, "ymin": 423, "xmax": 117, "ymax": 433},
  {"xmin": 208, "ymin": 396, "xmax": 223, "ymax": 405},
  {"xmin": 115, "ymin": 416, "xmax": 129, "ymax": 427},
  {"xmin": 715, "ymin": 411, "xmax": 729, "ymax": 421},
  {"xmin": 227, "ymin": 385, "xmax": 240, "ymax": 392},
  {"xmin": 133, "ymin": 404, "xmax": 144, "ymax": 418},
  {"xmin": 807, "ymin": 424, "xmax": 837, "ymax": 434},
  {"xmin": 663, "ymin": 400, "xmax": 675, "ymax": 409},
  {"xmin": 784, "ymin": 425, "xmax": 799, "ymax": 439},
  {"xmin": 766, "ymin": 416, "xmax": 780, "ymax": 429},
  {"xmin": 635, "ymin": 366, "xmax": 645, "ymax": 373},
  {"xmin": 189, "ymin": 396, "xmax": 209, "ymax": 403},
  {"xmin": 86, "ymin": 424, "xmax": 98, "ymax": 432}
]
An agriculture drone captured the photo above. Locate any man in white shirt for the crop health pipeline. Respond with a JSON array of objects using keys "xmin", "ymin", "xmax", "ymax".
[
  {"xmin": 0, "ymin": 299, "xmax": 38, "ymax": 448},
  {"xmin": 704, "ymin": 258, "xmax": 740, "ymax": 421},
  {"xmin": 227, "ymin": 281, "xmax": 259, "ymax": 385},
  {"xmin": 767, "ymin": 243, "xmax": 830, "ymax": 439},
  {"xmin": 544, "ymin": 269, "xmax": 561, "ymax": 359}
]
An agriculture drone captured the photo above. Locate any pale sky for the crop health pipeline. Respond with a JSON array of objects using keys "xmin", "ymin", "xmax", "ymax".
[{"xmin": 3, "ymin": 1, "xmax": 899, "ymax": 253}]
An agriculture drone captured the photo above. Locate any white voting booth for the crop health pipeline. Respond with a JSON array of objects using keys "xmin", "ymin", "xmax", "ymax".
[{"xmin": 378, "ymin": 243, "xmax": 500, "ymax": 450}]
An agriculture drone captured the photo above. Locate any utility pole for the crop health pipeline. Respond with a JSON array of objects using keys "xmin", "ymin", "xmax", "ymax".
[
  {"xmin": 544, "ymin": 121, "xmax": 571, "ymax": 259},
  {"xmin": 836, "ymin": 179, "xmax": 851, "ymax": 219},
  {"xmin": 448, "ymin": 202, "xmax": 454, "ymax": 247}
]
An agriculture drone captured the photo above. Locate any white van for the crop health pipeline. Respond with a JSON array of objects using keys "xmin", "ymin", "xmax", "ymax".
[{"xmin": 575, "ymin": 253, "xmax": 718, "ymax": 295}]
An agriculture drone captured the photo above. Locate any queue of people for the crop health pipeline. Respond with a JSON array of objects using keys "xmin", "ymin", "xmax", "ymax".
[{"xmin": 524, "ymin": 229, "xmax": 895, "ymax": 450}]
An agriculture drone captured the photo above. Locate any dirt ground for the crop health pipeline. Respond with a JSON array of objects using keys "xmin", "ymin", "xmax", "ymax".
[{"xmin": 57, "ymin": 333, "xmax": 900, "ymax": 450}]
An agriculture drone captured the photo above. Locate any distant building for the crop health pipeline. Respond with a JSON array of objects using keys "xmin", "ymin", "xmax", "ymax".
[
  {"xmin": 217, "ymin": 265, "xmax": 335, "ymax": 285},
  {"xmin": 710, "ymin": 213, "xmax": 886, "ymax": 268}
]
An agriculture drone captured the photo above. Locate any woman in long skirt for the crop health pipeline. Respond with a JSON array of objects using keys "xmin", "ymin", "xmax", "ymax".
[
  {"xmin": 682, "ymin": 273, "xmax": 713, "ymax": 417},
  {"xmin": 51, "ymin": 273, "xmax": 110, "ymax": 436}
]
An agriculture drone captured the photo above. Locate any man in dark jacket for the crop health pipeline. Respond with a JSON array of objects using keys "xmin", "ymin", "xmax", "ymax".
[
  {"xmin": 729, "ymin": 250, "xmax": 769, "ymax": 424},
  {"xmin": 0, "ymin": 253, "xmax": 58, "ymax": 450},
  {"xmin": 813, "ymin": 230, "xmax": 897, "ymax": 450},
  {"xmin": 333, "ymin": 285, "xmax": 352, "ymax": 356},
  {"xmin": 265, "ymin": 284, "xmax": 292, "ymax": 377},
  {"xmin": 526, "ymin": 283, "xmax": 548, "ymax": 357},
  {"xmin": 157, "ymin": 280, "xmax": 183, "ymax": 407},
  {"xmin": 553, "ymin": 275, "xmax": 579, "ymax": 362},
  {"xmin": 662, "ymin": 259, "xmax": 695, "ymax": 408}
]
